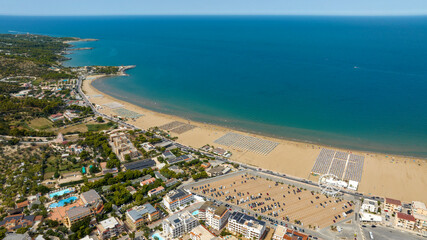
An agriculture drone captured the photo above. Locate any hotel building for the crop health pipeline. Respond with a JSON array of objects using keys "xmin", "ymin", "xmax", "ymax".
[
  {"xmin": 163, "ymin": 189, "xmax": 194, "ymax": 211},
  {"xmin": 125, "ymin": 203, "xmax": 159, "ymax": 230},
  {"xmin": 227, "ymin": 212, "xmax": 266, "ymax": 240},
  {"xmin": 162, "ymin": 211, "xmax": 199, "ymax": 239}
]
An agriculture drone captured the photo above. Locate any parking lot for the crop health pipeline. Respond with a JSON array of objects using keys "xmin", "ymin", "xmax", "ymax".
[{"xmin": 189, "ymin": 173, "xmax": 355, "ymax": 229}]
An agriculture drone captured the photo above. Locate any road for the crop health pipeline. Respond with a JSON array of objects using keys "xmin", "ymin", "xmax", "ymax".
[{"xmin": 361, "ymin": 225, "xmax": 426, "ymax": 240}]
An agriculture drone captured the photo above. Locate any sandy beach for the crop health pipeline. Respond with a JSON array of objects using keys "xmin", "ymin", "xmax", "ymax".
[{"xmin": 82, "ymin": 75, "xmax": 427, "ymax": 203}]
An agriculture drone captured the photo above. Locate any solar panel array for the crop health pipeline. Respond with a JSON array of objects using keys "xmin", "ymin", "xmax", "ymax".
[
  {"xmin": 214, "ymin": 132, "xmax": 279, "ymax": 155},
  {"xmin": 311, "ymin": 148, "xmax": 365, "ymax": 182}
]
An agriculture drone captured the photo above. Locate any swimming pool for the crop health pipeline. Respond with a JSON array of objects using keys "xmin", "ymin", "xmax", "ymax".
[
  {"xmin": 151, "ymin": 233, "xmax": 164, "ymax": 240},
  {"xmin": 49, "ymin": 196, "xmax": 78, "ymax": 208},
  {"xmin": 192, "ymin": 210, "xmax": 199, "ymax": 216},
  {"xmin": 49, "ymin": 188, "xmax": 74, "ymax": 198}
]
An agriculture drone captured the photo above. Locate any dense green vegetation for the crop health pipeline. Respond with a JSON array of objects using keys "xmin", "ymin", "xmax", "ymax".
[{"xmin": 0, "ymin": 34, "xmax": 76, "ymax": 79}]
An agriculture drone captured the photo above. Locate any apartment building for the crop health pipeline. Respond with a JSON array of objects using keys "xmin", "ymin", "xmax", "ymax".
[
  {"xmin": 189, "ymin": 225, "xmax": 217, "ymax": 240},
  {"xmin": 96, "ymin": 217, "xmax": 125, "ymax": 240},
  {"xmin": 272, "ymin": 225, "xmax": 308, "ymax": 240},
  {"xmin": 162, "ymin": 211, "xmax": 199, "ymax": 239},
  {"xmin": 197, "ymin": 201, "xmax": 215, "ymax": 221},
  {"xmin": 206, "ymin": 205, "xmax": 230, "ymax": 231},
  {"xmin": 148, "ymin": 186, "xmax": 165, "ymax": 197},
  {"xmin": 395, "ymin": 213, "xmax": 416, "ymax": 230},
  {"xmin": 227, "ymin": 212, "xmax": 266, "ymax": 240},
  {"xmin": 65, "ymin": 206, "xmax": 93, "ymax": 228},
  {"xmin": 126, "ymin": 203, "xmax": 159, "ymax": 230},
  {"xmin": 163, "ymin": 189, "xmax": 194, "ymax": 211},
  {"xmin": 384, "ymin": 198, "xmax": 402, "ymax": 214},
  {"xmin": 81, "ymin": 189, "xmax": 104, "ymax": 214}
]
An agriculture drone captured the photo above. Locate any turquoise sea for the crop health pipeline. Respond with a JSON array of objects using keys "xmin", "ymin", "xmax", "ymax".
[{"xmin": 1, "ymin": 16, "xmax": 427, "ymax": 157}]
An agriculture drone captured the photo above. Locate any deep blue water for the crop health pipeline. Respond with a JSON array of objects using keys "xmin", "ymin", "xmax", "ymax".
[{"xmin": 1, "ymin": 16, "xmax": 427, "ymax": 157}]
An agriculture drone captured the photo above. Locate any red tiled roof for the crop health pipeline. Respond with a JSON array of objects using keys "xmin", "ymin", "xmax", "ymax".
[
  {"xmin": 386, "ymin": 198, "xmax": 402, "ymax": 206},
  {"xmin": 16, "ymin": 200, "xmax": 29, "ymax": 208},
  {"xmin": 397, "ymin": 213, "xmax": 416, "ymax": 222}
]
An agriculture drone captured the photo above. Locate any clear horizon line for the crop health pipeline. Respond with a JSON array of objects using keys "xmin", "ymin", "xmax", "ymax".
[{"xmin": 1, "ymin": 13, "xmax": 427, "ymax": 17}]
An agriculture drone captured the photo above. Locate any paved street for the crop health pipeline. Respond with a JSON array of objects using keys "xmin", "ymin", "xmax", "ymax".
[{"xmin": 361, "ymin": 225, "xmax": 426, "ymax": 240}]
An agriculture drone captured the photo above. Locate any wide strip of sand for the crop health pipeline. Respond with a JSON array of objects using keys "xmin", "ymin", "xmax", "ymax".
[{"xmin": 82, "ymin": 75, "xmax": 427, "ymax": 203}]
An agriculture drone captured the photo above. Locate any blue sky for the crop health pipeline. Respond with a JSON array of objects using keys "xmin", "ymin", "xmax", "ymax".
[{"xmin": 1, "ymin": 0, "xmax": 427, "ymax": 16}]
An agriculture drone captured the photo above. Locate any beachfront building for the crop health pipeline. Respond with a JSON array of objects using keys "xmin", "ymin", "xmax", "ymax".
[
  {"xmin": 384, "ymin": 198, "xmax": 402, "ymax": 214},
  {"xmin": 125, "ymin": 203, "xmax": 160, "ymax": 230},
  {"xmin": 148, "ymin": 186, "xmax": 165, "ymax": 197},
  {"xmin": 162, "ymin": 211, "xmax": 199, "ymax": 239},
  {"xmin": 361, "ymin": 199, "xmax": 379, "ymax": 213},
  {"xmin": 395, "ymin": 213, "xmax": 416, "ymax": 231},
  {"xmin": 205, "ymin": 205, "xmax": 230, "ymax": 230},
  {"xmin": 412, "ymin": 201, "xmax": 427, "ymax": 235},
  {"xmin": 206, "ymin": 165, "xmax": 230, "ymax": 177},
  {"xmin": 227, "ymin": 212, "xmax": 266, "ymax": 240},
  {"xmin": 163, "ymin": 189, "xmax": 194, "ymax": 211},
  {"xmin": 81, "ymin": 190, "xmax": 104, "ymax": 214},
  {"xmin": 197, "ymin": 201, "xmax": 215, "ymax": 221},
  {"xmin": 189, "ymin": 225, "xmax": 217, "ymax": 240},
  {"xmin": 96, "ymin": 217, "xmax": 125, "ymax": 240},
  {"xmin": 412, "ymin": 201, "xmax": 427, "ymax": 216},
  {"xmin": 64, "ymin": 206, "xmax": 93, "ymax": 228},
  {"xmin": 272, "ymin": 225, "xmax": 308, "ymax": 240}
]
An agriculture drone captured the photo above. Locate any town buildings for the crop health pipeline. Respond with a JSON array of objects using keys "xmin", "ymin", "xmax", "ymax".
[
  {"xmin": 162, "ymin": 211, "xmax": 199, "ymax": 239},
  {"xmin": 125, "ymin": 203, "xmax": 160, "ymax": 230},
  {"xmin": 227, "ymin": 212, "xmax": 266, "ymax": 240},
  {"xmin": 205, "ymin": 205, "xmax": 230, "ymax": 231},
  {"xmin": 123, "ymin": 159, "xmax": 156, "ymax": 171},
  {"xmin": 140, "ymin": 177, "xmax": 156, "ymax": 186},
  {"xmin": 163, "ymin": 189, "xmax": 194, "ymax": 211},
  {"xmin": 189, "ymin": 225, "xmax": 217, "ymax": 240},
  {"xmin": 148, "ymin": 186, "xmax": 165, "ymax": 197},
  {"xmin": 65, "ymin": 206, "xmax": 93, "ymax": 228},
  {"xmin": 272, "ymin": 225, "xmax": 308, "ymax": 240},
  {"xmin": 109, "ymin": 131, "xmax": 140, "ymax": 162},
  {"xmin": 395, "ymin": 213, "xmax": 416, "ymax": 230},
  {"xmin": 384, "ymin": 198, "xmax": 402, "ymax": 214},
  {"xmin": 96, "ymin": 217, "xmax": 125, "ymax": 240}
]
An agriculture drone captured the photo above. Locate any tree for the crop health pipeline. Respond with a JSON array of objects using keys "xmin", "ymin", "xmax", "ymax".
[{"xmin": 96, "ymin": 116, "xmax": 104, "ymax": 122}]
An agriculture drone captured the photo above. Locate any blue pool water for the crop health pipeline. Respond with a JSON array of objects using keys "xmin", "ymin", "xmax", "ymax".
[
  {"xmin": 192, "ymin": 210, "xmax": 199, "ymax": 216},
  {"xmin": 49, "ymin": 196, "xmax": 78, "ymax": 208},
  {"xmin": 151, "ymin": 233, "xmax": 164, "ymax": 240},
  {"xmin": 49, "ymin": 188, "xmax": 74, "ymax": 198}
]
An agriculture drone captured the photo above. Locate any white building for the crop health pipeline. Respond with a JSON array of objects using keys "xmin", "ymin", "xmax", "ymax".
[
  {"xmin": 361, "ymin": 199, "xmax": 379, "ymax": 213},
  {"xmin": 360, "ymin": 212, "xmax": 382, "ymax": 223},
  {"xmin": 227, "ymin": 212, "xmax": 266, "ymax": 240},
  {"xmin": 162, "ymin": 211, "xmax": 199, "ymax": 239},
  {"xmin": 189, "ymin": 225, "xmax": 217, "ymax": 240},
  {"xmin": 96, "ymin": 217, "xmax": 125, "ymax": 240},
  {"xmin": 206, "ymin": 205, "xmax": 230, "ymax": 231},
  {"xmin": 163, "ymin": 189, "xmax": 194, "ymax": 211}
]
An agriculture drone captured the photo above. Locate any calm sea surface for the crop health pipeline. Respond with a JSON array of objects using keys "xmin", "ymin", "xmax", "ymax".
[{"xmin": 1, "ymin": 16, "xmax": 427, "ymax": 157}]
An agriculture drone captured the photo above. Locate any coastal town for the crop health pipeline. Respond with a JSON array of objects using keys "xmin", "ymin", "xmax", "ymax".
[{"xmin": 0, "ymin": 33, "xmax": 426, "ymax": 240}]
